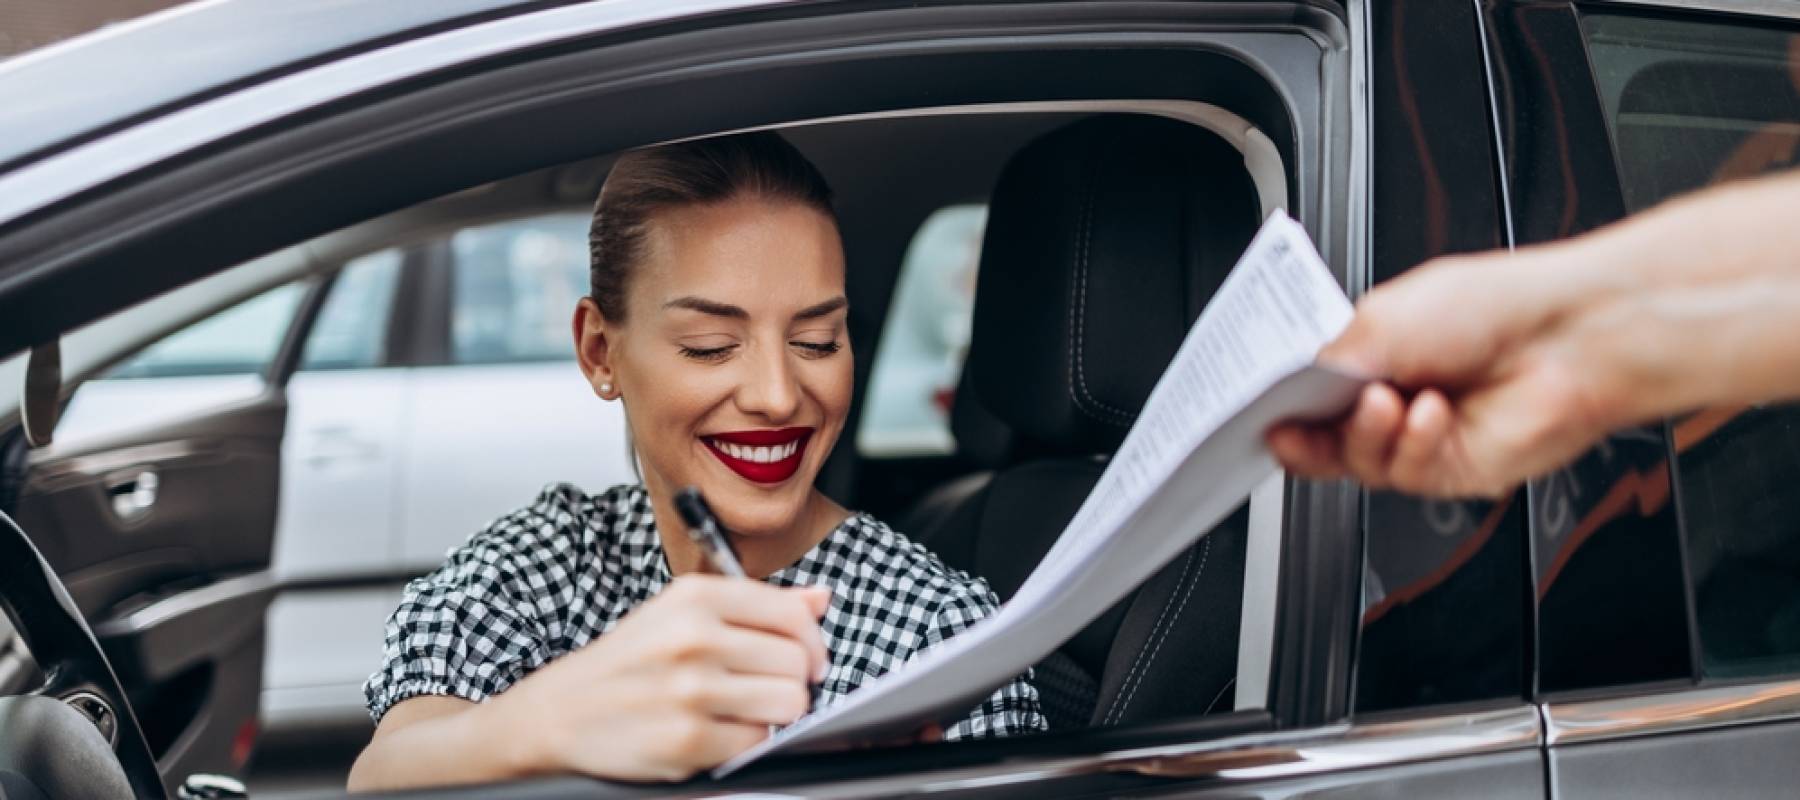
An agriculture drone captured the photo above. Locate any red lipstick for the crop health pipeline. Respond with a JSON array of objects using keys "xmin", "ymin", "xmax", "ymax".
[{"xmin": 702, "ymin": 427, "xmax": 813, "ymax": 484}]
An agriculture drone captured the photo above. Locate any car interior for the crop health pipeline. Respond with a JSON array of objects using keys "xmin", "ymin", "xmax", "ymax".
[
  {"xmin": 1, "ymin": 107, "xmax": 1279, "ymax": 792},
  {"xmin": 0, "ymin": 8, "xmax": 1344, "ymax": 789}
]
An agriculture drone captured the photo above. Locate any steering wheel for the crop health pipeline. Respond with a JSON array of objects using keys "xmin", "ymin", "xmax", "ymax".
[{"xmin": 0, "ymin": 510, "xmax": 163, "ymax": 799}]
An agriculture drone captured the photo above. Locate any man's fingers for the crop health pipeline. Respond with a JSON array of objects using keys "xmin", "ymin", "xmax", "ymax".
[
  {"xmin": 1266, "ymin": 424, "xmax": 1346, "ymax": 477},
  {"xmin": 1342, "ymin": 383, "xmax": 1405, "ymax": 487},
  {"xmin": 1387, "ymin": 389, "xmax": 1454, "ymax": 492}
]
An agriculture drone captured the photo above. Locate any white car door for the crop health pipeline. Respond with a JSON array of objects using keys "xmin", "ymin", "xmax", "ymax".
[
  {"xmin": 262, "ymin": 248, "xmax": 411, "ymax": 731},
  {"xmin": 395, "ymin": 213, "xmax": 634, "ymax": 570}
]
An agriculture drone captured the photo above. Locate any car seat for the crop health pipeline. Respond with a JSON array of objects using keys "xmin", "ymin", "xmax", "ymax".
[{"xmin": 903, "ymin": 114, "xmax": 1263, "ymax": 729}]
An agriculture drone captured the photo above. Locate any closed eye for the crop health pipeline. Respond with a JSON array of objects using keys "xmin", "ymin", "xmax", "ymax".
[
  {"xmin": 679, "ymin": 344, "xmax": 737, "ymax": 363},
  {"xmin": 791, "ymin": 341, "xmax": 841, "ymax": 358}
]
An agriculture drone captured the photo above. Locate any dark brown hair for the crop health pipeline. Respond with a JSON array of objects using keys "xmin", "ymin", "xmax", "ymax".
[{"xmin": 587, "ymin": 131, "xmax": 836, "ymax": 320}]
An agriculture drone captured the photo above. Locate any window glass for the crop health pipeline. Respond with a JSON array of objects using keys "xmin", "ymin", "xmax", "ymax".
[
  {"xmin": 1585, "ymin": 12, "xmax": 1800, "ymax": 680},
  {"xmin": 449, "ymin": 214, "xmax": 590, "ymax": 365},
  {"xmin": 300, "ymin": 249, "xmax": 404, "ymax": 371},
  {"xmin": 105, "ymin": 283, "xmax": 306, "ymax": 379},
  {"xmin": 857, "ymin": 205, "xmax": 986, "ymax": 457}
]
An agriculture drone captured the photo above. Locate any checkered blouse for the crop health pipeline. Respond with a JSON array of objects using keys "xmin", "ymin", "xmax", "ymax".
[{"xmin": 364, "ymin": 483, "xmax": 1046, "ymax": 740}]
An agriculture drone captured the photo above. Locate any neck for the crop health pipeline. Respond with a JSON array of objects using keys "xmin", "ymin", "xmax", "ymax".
[{"xmin": 649, "ymin": 486, "xmax": 848, "ymax": 578}]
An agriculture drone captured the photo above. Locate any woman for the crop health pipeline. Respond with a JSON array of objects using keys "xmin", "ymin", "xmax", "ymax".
[{"xmin": 347, "ymin": 132, "xmax": 1045, "ymax": 790}]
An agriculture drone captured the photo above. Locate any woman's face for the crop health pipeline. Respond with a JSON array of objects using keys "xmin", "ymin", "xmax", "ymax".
[{"xmin": 580, "ymin": 194, "xmax": 851, "ymax": 537}]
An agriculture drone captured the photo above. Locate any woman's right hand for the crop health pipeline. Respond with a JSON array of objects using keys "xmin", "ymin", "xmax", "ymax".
[{"xmin": 483, "ymin": 575, "xmax": 831, "ymax": 782}]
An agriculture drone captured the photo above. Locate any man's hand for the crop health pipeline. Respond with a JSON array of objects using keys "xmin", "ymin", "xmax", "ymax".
[
  {"xmin": 1268, "ymin": 250, "xmax": 1616, "ymax": 497},
  {"xmin": 1269, "ymin": 169, "xmax": 1800, "ymax": 498}
]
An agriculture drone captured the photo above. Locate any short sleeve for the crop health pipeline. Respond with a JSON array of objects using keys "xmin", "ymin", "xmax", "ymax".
[
  {"xmin": 925, "ymin": 581, "xmax": 1049, "ymax": 739},
  {"xmin": 363, "ymin": 507, "xmax": 565, "ymax": 724}
]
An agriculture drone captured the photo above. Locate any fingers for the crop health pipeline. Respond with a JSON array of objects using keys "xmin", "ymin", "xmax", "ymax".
[
  {"xmin": 1341, "ymin": 383, "xmax": 1405, "ymax": 487},
  {"xmin": 712, "ymin": 626, "xmax": 816, "ymax": 682},
  {"xmin": 667, "ymin": 577, "xmax": 830, "ymax": 679},
  {"xmin": 1270, "ymin": 382, "xmax": 1468, "ymax": 495},
  {"xmin": 1266, "ymin": 423, "xmax": 1345, "ymax": 477},
  {"xmin": 680, "ymin": 671, "xmax": 813, "ymax": 726},
  {"xmin": 642, "ymin": 715, "xmax": 769, "ymax": 780},
  {"xmin": 1387, "ymin": 388, "xmax": 1454, "ymax": 491}
]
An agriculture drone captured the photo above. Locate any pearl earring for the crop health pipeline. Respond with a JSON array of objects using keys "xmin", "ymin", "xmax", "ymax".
[{"xmin": 599, "ymin": 381, "xmax": 613, "ymax": 397}]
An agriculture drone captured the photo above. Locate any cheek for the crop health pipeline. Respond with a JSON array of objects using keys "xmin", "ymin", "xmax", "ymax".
[
  {"xmin": 617, "ymin": 355, "xmax": 726, "ymax": 444},
  {"xmin": 809, "ymin": 356, "xmax": 855, "ymax": 425}
]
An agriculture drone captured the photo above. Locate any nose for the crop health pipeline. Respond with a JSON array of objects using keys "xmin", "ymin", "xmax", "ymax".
[{"xmin": 735, "ymin": 343, "xmax": 801, "ymax": 422}]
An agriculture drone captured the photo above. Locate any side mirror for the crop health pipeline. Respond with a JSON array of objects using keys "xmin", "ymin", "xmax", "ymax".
[{"xmin": 20, "ymin": 341, "xmax": 60, "ymax": 448}]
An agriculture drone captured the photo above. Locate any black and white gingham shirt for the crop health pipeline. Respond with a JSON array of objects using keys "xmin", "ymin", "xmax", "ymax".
[{"xmin": 365, "ymin": 482, "xmax": 1045, "ymax": 740}]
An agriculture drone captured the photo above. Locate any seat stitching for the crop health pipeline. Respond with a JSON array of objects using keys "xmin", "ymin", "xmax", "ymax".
[
  {"xmin": 1102, "ymin": 545, "xmax": 1195, "ymax": 724},
  {"xmin": 1113, "ymin": 537, "xmax": 1211, "ymax": 723},
  {"xmin": 1202, "ymin": 676, "xmax": 1236, "ymax": 715},
  {"xmin": 1104, "ymin": 538, "xmax": 1208, "ymax": 724},
  {"xmin": 1069, "ymin": 156, "xmax": 1133, "ymax": 427}
]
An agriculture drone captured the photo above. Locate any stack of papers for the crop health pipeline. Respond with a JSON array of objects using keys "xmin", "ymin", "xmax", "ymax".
[{"xmin": 719, "ymin": 213, "xmax": 1365, "ymax": 775}]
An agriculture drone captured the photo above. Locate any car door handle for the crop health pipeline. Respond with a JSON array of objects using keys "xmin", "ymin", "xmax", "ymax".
[
  {"xmin": 302, "ymin": 427, "xmax": 380, "ymax": 467},
  {"xmin": 103, "ymin": 468, "xmax": 159, "ymax": 521}
]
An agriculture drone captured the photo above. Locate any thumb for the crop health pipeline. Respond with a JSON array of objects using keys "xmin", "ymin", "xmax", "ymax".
[{"xmin": 797, "ymin": 585, "xmax": 833, "ymax": 617}]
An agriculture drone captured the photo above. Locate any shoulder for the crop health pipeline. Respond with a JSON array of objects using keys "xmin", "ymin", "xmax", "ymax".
[
  {"xmin": 426, "ymin": 482, "xmax": 648, "ymax": 588},
  {"xmin": 833, "ymin": 514, "xmax": 1000, "ymax": 620}
]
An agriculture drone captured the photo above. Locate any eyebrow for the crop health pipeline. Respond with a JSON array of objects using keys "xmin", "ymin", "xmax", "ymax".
[{"xmin": 663, "ymin": 295, "xmax": 848, "ymax": 322}]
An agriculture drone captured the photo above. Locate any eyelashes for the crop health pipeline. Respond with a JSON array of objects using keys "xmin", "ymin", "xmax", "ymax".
[
  {"xmin": 792, "ymin": 341, "xmax": 841, "ymax": 358},
  {"xmin": 678, "ymin": 341, "xmax": 841, "ymax": 363},
  {"xmin": 678, "ymin": 344, "xmax": 735, "ymax": 363}
]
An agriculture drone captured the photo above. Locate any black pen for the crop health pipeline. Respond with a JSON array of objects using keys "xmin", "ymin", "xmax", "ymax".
[{"xmin": 674, "ymin": 487, "xmax": 747, "ymax": 578}]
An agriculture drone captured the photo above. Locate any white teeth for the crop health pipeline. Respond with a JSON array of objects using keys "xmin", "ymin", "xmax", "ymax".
[{"xmin": 708, "ymin": 437, "xmax": 800, "ymax": 463}]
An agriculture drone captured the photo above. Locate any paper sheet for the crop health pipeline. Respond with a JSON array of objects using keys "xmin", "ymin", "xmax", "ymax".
[{"xmin": 717, "ymin": 213, "xmax": 1364, "ymax": 775}]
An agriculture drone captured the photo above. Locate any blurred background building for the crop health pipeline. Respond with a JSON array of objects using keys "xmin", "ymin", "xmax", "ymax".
[{"xmin": 2, "ymin": 0, "xmax": 190, "ymax": 58}]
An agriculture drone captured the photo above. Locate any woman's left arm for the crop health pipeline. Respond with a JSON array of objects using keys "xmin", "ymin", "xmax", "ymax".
[{"xmin": 927, "ymin": 584, "xmax": 1049, "ymax": 738}]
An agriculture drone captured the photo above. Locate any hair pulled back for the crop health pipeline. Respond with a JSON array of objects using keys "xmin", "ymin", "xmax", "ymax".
[{"xmin": 587, "ymin": 132, "xmax": 836, "ymax": 320}]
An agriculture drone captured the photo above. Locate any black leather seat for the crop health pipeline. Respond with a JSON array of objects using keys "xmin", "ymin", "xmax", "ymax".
[{"xmin": 905, "ymin": 114, "xmax": 1262, "ymax": 729}]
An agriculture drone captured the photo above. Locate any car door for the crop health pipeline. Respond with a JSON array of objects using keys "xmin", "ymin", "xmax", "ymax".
[
  {"xmin": 260, "ymin": 247, "xmax": 412, "ymax": 735},
  {"xmin": 1481, "ymin": 2, "xmax": 1800, "ymax": 795},
  {"xmin": 8, "ymin": 282, "xmax": 311, "ymax": 788},
  {"xmin": 0, "ymin": 0, "xmax": 1560, "ymax": 797}
]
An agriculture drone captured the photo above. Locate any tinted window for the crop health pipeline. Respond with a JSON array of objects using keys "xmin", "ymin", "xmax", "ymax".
[
  {"xmin": 448, "ymin": 214, "xmax": 590, "ymax": 365},
  {"xmin": 1355, "ymin": 0, "xmax": 1524, "ymax": 713},
  {"xmin": 300, "ymin": 249, "xmax": 404, "ymax": 371},
  {"xmin": 105, "ymin": 283, "xmax": 306, "ymax": 379},
  {"xmin": 857, "ymin": 205, "xmax": 985, "ymax": 457},
  {"xmin": 1586, "ymin": 11, "xmax": 1800, "ymax": 680}
]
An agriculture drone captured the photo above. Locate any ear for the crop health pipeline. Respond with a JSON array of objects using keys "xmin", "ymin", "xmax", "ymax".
[{"xmin": 573, "ymin": 297, "xmax": 620, "ymax": 400}]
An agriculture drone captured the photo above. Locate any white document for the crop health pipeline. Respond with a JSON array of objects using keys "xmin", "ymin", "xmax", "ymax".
[{"xmin": 718, "ymin": 212, "xmax": 1365, "ymax": 775}]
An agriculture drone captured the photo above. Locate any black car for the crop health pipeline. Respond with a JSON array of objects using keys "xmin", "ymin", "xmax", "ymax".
[{"xmin": 2, "ymin": 0, "xmax": 1798, "ymax": 798}]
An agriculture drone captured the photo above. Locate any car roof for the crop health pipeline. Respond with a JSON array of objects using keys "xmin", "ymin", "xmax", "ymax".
[{"xmin": 0, "ymin": 0, "xmax": 543, "ymax": 173}]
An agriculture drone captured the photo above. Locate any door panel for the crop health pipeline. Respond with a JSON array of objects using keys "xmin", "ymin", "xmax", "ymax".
[
  {"xmin": 274, "ymin": 370, "xmax": 406, "ymax": 580},
  {"xmin": 1551, "ymin": 720, "xmax": 1800, "ymax": 798},
  {"xmin": 397, "ymin": 363, "xmax": 629, "ymax": 569},
  {"xmin": 13, "ymin": 390, "xmax": 285, "ymax": 787}
]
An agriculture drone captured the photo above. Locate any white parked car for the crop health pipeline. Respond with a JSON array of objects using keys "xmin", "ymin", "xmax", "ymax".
[{"xmin": 52, "ymin": 210, "xmax": 636, "ymax": 734}]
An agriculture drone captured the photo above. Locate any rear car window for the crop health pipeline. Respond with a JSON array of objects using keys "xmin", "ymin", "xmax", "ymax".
[
  {"xmin": 1585, "ymin": 11, "xmax": 1800, "ymax": 680},
  {"xmin": 299, "ymin": 248, "xmax": 404, "ymax": 371},
  {"xmin": 448, "ymin": 213, "xmax": 590, "ymax": 365},
  {"xmin": 856, "ymin": 204, "xmax": 986, "ymax": 457}
]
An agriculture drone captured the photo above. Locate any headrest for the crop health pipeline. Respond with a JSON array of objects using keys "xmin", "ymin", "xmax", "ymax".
[{"xmin": 966, "ymin": 115, "xmax": 1262, "ymax": 454}]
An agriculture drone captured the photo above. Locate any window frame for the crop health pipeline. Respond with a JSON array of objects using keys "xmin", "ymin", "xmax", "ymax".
[{"xmin": 0, "ymin": 0, "xmax": 1395, "ymax": 793}]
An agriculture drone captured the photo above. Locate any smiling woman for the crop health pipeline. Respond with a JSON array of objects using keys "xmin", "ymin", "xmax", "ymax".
[{"xmin": 345, "ymin": 133, "xmax": 1045, "ymax": 791}]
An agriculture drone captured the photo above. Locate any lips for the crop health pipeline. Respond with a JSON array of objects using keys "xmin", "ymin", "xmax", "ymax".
[{"xmin": 702, "ymin": 427, "xmax": 813, "ymax": 484}]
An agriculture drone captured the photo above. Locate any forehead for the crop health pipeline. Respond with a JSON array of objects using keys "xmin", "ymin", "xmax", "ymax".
[{"xmin": 635, "ymin": 195, "xmax": 844, "ymax": 308}]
